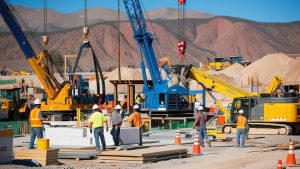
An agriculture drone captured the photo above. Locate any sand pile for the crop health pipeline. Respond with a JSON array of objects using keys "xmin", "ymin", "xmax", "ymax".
[
  {"xmin": 283, "ymin": 57, "xmax": 300, "ymax": 84},
  {"xmin": 233, "ymin": 53, "xmax": 297, "ymax": 88},
  {"xmin": 218, "ymin": 63, "xmax": 245, "ymax": 78}
]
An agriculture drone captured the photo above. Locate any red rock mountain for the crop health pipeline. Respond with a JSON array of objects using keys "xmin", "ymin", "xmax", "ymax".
[{"xmin": 0, "ymin": 6, "xmax": 300, "ymax": 71}]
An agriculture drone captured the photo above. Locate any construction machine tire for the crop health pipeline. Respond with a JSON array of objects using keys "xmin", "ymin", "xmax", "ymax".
[
  {"xmin": 279, "ymin": 127, "xmax": 288, "ymax": 135},
  {"xmin": 223, "ymin": 126, "xmax": 232, "ymax": 134}
]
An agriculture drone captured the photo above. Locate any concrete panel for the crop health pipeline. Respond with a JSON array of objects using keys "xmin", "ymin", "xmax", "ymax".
[
  {"xmin": 0, "ymin": 137, "xmax": 13, "ymax": 164},
  {"xmin": 120, "ymin": 127, "xmax": 140, "ymax": 145},
  {"xmin": 45, "ymin": 127, "xmax": 87, "ymax": 137}
]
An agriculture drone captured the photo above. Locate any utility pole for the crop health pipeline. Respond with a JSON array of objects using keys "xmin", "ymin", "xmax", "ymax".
[{"xmin": 118, "ymin": 0, "xmax": 121, "ymax": 81}]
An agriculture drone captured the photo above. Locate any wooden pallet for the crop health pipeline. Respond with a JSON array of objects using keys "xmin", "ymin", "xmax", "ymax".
[
  {"xmin": 98, "ymin": 145, "xmax": 187, "ymax": 163},
  {"xmin": 14, "ymin": 148, "xmax": 59, "ymax": 166}
]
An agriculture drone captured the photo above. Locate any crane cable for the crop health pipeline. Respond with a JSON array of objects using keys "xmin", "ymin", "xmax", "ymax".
[
  {"xmin": 177, "ymin": 0, "xmax": 186, "ymax": 62},
  {"xmin": 83, "ymin": 0, "xmax": 89, "ymax": 41},
  {"xmin": 42, "ymin": 0, "xmax": 48, "ymax": 49},
  {"xmin": 140, "ymin": 0, "xmax": 166, "ymax": 60}
]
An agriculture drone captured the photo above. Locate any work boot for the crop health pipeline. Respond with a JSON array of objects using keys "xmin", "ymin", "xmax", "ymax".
[
  {"xmin": 207, "ymin": 141, "xmax": 212, "ymax": 147},
  {"xmin": 96, "ymin": 149, "xmax": 101, "ymax": 156}
]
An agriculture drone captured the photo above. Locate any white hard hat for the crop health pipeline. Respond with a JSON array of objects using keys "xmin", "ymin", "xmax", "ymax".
[
  {"xmin": 92, "ymin": 104, "xmax": 99, "ymax": 110},
  {"xmin": 133, "ymin": 104, "xmax": 139, "ymax": 109},
  {"xmin": 198, "ymin": 106, "xmax": 204, "ymax": 111},
  {"xmin": 34, "ymin": 99, "xmax": 41, "ymax": 105},
  {"xmin": 115, "ymin": 105, "xmax": 121, "ymax": 110},
  {"xmin": 238, "ymin": 109, "xmax": 244, "ymax": 114}
]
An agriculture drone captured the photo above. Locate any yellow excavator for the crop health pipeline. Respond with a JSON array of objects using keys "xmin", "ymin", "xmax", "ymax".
[{"xmin": 173, "ymin": 65, "xmax": 300, "ymax": 135}]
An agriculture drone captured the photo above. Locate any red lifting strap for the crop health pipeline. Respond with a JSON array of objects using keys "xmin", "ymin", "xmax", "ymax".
[{"xmin": 178, "ymin": 0, "xmax": 186, "ymax": 5}]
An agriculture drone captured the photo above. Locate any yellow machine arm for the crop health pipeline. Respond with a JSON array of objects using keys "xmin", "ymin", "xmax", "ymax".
[
  {"xmin": 205, "ymin": 89, "xmax": 231, "ymax": 118},
  {"xmin": 189, "ymin": 66, "xmax": 258, "ymax": 99},
  {"xmin": 266, "ymin": 75, "xmax": 285, "ymax": 93},
  {"xmin": 28, "ymin": 51, "xmax": 67, "ymax": 100}
]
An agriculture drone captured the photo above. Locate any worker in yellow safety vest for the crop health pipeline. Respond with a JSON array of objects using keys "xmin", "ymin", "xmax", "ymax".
[
  {"xmin": 236, "ymin": 109, "xmax": 247, "ymax": 148},
  {"xmin": 29, "ymin": 99, "xmax": 48, "ymax": 149}
]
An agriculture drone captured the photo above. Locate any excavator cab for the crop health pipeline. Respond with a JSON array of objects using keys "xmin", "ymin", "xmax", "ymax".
[
  {"xmin": 0, "ymin": 88, "xmax": 29, "ymax": 120},
  {"xmin": 230, "ymin": 98, "xmax": 257, "ymax": 123},
  {"xmin": 206, "ymin": 57, "xmax": 230, "ymax": 71}
]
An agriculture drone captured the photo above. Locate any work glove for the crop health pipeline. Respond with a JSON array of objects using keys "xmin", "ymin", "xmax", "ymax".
[{"xmin": 89, "ymin": 128, "xmax": 93, "ymax": 134}]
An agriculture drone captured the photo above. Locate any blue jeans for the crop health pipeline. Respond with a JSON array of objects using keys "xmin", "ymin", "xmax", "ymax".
[
  {"xmin": 29, "ymin": 127, "xmax": 43, "ymax": 149},
  {"xmin": 198, "ymin": 126, "xmax": 208, "ymax": 146},
  {"xmin": 111, "ymin": 126, "xmax": 121, "ymax": 146},
  {"xmin": 236, "ymin": 128, "xmax": 246, "ymax": 148},
  {"xmin": 94, "ymin": 127, "xmax": 106, "ymax": 150}
]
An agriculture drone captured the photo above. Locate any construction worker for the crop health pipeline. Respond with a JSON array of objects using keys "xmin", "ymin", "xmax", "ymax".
[
  {"xmin": 128, "ymin": 104, "xmax": 142, "ymax": 146},
  {"xmin": 236, "ymin": 109, "xmax": 247, "ymax": 148},
  {"xmin": 193, "ymin": 106, "xmax": 211, "ymax": 147},
  {"xmin": 29, "ymin": 99, "xmax": 48, "ymax": 149},
  {"xmin": 194, "ymin": 99, "xmax": 200, "ymax": 118},
  {"xmin": 111, "ymin": 104, "xmax": 123, "ymax": 146},
  {"xmin": 89, "ymin": 104, "xmax": 108, "ymax": 153}
]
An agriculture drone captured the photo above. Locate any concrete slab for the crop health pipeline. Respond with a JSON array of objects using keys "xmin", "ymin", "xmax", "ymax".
[
  {"xmin": 44, "ymin": 127, "xmax": 140, "ymax": 147},
  {"xmin": 0, "ymin": 137, "xmax": 13, "ymax": 164}
]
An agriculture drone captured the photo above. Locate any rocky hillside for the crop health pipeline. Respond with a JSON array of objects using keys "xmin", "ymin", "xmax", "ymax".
[{"xmin": 0, "ymin": 6, "xmax": 300, "ymax": 71}]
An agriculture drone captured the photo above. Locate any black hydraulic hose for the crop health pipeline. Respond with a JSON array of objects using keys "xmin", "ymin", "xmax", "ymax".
[{"xmin": 91, "ymin": 46, "xmax": 105, "ymax": 104}]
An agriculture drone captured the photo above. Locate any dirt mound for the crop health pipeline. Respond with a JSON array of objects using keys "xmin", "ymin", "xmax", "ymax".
[
  {"xmin": 218, "ymin": 63, "xmax": 245, "ymax": 78},
  {"xmin": 283, "ymin": 57, "xmax": 300, "ymax": 84},
  {"xmin": 233, "ymin": 53, "xmax": 297, "ymax": 88}
]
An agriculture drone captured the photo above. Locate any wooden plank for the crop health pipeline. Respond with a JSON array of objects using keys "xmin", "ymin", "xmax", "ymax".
[
  {"xmin": 143, "ymin": 153, "xmax": 188, "ymax": 162},
  {"xmin": 99, "ymin": 156, "xmax": 144, "ymax": 161},
  {"xmin": 98, "ymin": 153, "xmax": 187, "ymax": 163},
  {"xmin": 99, "ymin": 159, "xmax": 144, "ymax": 164},
  {"xmin": 14, "ymin": 148, "xmax": 58, "ymax": 167},
  {"xmin": 101, "ymin": 145, "xmax": 187, "ymax": 157}
]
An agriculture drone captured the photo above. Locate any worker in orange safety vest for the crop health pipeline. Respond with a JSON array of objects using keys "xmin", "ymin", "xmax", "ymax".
[
  {"xmin": 127, "ymin": 104, "xmax": 142, "ymax": 145},
  {"xmin": 236, "ymin": 109, "xmax": 247, "ymax": 148},
  {"xmin": 29, "ymin": 99, "xmax": 48, "ymax": 149}
]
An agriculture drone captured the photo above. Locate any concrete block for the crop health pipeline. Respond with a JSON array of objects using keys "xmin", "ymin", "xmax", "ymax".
[
  {"xmin": 0, "ymin": 137, "xmax": 13, "ymax": 164},
  {"xmin": 45, "ymin": 127, "xmax": 87, "ymax": 137},
  {"xmin": 120, "ymin": 128, "xmax": 140, "ymax": 145}
]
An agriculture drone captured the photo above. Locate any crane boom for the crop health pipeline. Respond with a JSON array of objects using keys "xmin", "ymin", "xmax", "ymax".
[
  {"xmin": 0, "ymin": 0, "xmax": 63, "ymax": 100},
  {"xmin": 123, "ymin": 0, "xmax": 163, "ymax": 86}
]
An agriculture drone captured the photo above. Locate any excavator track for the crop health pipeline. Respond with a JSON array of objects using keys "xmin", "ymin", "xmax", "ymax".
[{"xmin": 222, "ymin": 123, "xmax": 293, "ymax": 135}]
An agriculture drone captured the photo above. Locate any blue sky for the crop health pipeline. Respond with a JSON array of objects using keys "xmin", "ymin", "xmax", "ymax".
[{"xmin": 10, "ymin": 0, "xmax": 300, "ymax": 23}]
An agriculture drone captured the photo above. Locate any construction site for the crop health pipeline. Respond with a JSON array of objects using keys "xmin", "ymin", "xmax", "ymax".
[{"xmin": 0, "ymin": 0, "xmax": 299, "ymax": 168}]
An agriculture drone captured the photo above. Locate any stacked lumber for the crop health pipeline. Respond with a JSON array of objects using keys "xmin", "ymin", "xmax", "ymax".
[
  {"xmin": 14, "ymin": 148, "xmax": 59, "ymax": 166},
  {"xmin": 58, "ymin": 148, "xmax": 98, "ymax": 160},
  {"xmin": 99, "ymin": 145, "xmax": 187, "ymax": 163}
]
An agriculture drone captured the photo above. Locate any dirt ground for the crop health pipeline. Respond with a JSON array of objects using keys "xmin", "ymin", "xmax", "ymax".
[{"xmin": 1, "ymin": 131, "xmax": 299, "ymax": 169}]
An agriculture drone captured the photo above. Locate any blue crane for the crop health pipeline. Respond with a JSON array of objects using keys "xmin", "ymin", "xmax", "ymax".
[{"xmin": 123, "ymin": 0, "xmax": 205, "ymax": 115}]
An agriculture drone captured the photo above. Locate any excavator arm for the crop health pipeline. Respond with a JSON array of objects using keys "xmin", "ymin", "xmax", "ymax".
[
  {"xmin": 266, "ymin": 75, "xmax": 286, "ymax": 94},
  {"xmin": 188, "ymin": 66, "xmax": 257, "ymax": 98}
]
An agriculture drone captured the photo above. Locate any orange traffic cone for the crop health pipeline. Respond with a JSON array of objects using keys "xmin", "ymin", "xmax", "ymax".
[
  {"xmin": 175, "ymin": 130, "xmax": 181, "ymax": 144},
  {"xmin": 286, "ymin": 139, "xmax": 297, "ymax": 166},
  {"xmin": 192, "ymin": 132, "xmax": 201, "ymax": 155},
  {"xmin": 277, "ymin": 160, "xmax": 283, "ymax": 169}
]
